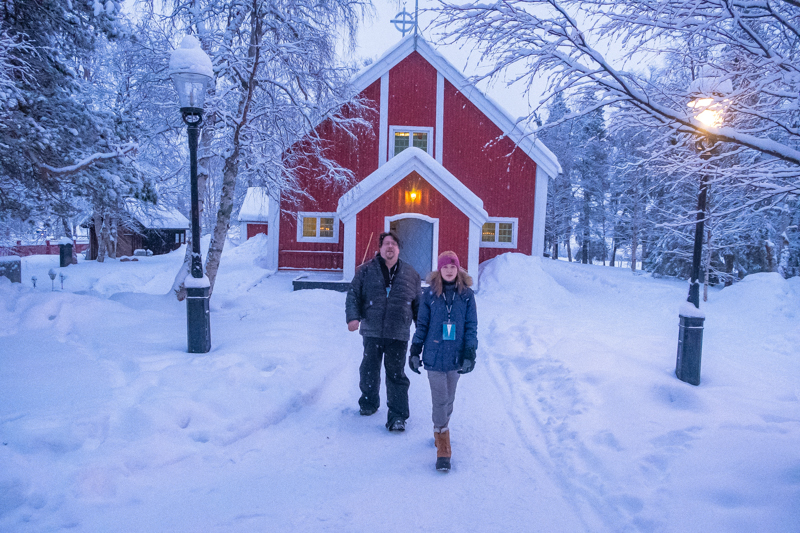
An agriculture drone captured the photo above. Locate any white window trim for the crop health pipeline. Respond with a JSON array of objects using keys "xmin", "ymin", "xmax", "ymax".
[
  {"xmin": 297, "ymin": 212, "xmax": 339, "ymax": 243},
  {"xmin": 389, "ymin": 125, "xmax": 434, "ymax": 158},
  {"xmin": 435, "ymin": 73, "xmax": 444, "ymax": 164},
  {"xmin": 379, "ymin": 73, "xmax": 389, "ymax": 167},
  {"xmin": 480, "ymin": 217, "xmax": 518, "ymax": 249}
]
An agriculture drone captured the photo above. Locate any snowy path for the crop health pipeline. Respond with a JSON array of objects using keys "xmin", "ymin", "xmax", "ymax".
[
  {"xmin": 482, "ymin": 319, "xmax": 625, "ymax": 531},
  {"xmin": 2, "ymin": 245, "xmax": 799, "ymax": 532},
  {"xmin": 84, "ymin": 305, "xmax": 588, "ymax": 532},
  {"xmin": 477, "ymin": 262, "xmax": 661, "ymax": 531}
]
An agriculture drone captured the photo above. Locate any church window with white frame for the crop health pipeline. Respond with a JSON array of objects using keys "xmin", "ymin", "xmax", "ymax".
[
  {"xmin": 390, "ymin": 126, "xmax": 433, "ymax": 157},
  {"xmin": 297, "ymin": 212, "xmax": 339, "ymax": 243},
  {"xmin": 481, "ymin": 217, "xmax": 518, "ymax": 248}
]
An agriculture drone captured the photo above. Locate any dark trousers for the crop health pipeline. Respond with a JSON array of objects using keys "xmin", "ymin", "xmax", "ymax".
[{"xmin": 359, "ymin": 337, "xmax": 410, "ymax": 423}]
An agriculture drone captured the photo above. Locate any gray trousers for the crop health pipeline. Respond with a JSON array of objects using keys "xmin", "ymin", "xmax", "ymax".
[{"xmin": 426, "ymin": 370, "xmax": 460, "ymax": 430}]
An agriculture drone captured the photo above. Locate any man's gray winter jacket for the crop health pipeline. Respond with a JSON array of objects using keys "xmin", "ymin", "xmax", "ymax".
[{"xmin": 345, "ymin": 256, "xmax": 421, "ymax": 341}]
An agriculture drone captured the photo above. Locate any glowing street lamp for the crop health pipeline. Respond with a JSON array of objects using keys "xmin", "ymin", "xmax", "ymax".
[
  {"xmin": 675, "ymin": 69, "xmax": 730, "ymax": 386},
  {"xmin": 687, "ymin": 97, "xmax": 724, "ymax": 129},
  {"xmin": 170, "ymin": 35, "xmax": 213, "ymax": 354}
]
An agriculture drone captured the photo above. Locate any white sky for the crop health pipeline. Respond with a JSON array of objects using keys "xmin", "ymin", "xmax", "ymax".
[
  {"xmin": 345, "ymin": 0, "xmax": 548, "ymax": 121},
  {"xmin": 344, "ymin": 0, "xmax": 663, "ymax": 124},
  {"xmin": 122, "ymin": 0, "xmax": 548, "ymax": 120}
]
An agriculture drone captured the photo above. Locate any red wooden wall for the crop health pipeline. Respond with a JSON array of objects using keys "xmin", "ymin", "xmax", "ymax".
[
  {"xmin": 388, "ymin": 53, "xmax": 438, "ymax": 159},
  {"xmin": 441, "ymin": 79, "xmax": 537, "ymax": 263},
  {"xmin": 278, "ymin": 79, "xmax": 381, "ymax": 270},
  {"xmin": 0, "ymin": 241, "xmax": 89, "ymax": 257}
]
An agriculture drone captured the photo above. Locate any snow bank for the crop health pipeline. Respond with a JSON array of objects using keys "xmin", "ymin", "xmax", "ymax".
[
  {"xmin": 207, "ymin": 234, "xmax": 275, "ymax": 307},
  {"xmin": 0, "ymin": 240, "xmax": 354, "ymax": 532},
  {"xmin": 713, "ymin": 272, "xmax": 799, "ymax": 320},
  {"xmin": 478, "ymin": 252, "xmax": 574, "ymax": 307}
]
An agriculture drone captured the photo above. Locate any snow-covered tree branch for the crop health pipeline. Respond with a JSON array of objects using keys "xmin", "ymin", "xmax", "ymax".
[
  {"xmin": 38, "ymin": 143, "xmax": 138, "ymax": 178},
  {"xmin": 436, "ymin": 0, "xmax": 800, "ymax": 191}
]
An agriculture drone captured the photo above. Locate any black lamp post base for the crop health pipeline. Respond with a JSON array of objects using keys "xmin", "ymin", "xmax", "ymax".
[
  {"xmin": 187, "ymin": 286, "xmax": 211, "ymax": 353},
  {"xmin": 676, "ymin": 315, "xmax": 704, "ymax": 385}
]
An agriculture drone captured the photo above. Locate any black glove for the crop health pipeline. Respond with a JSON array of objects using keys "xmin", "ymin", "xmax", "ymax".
[
  {"xmin": 458, "ymin": 348, "xmax": 476, "ymax": 374},
  {"xmin": 409, "ymin": 344, "xmax": 423, "ymax": 374},
  {"xmin": 410, "ymin": 343, "xmax": 422, "ymax": 358}
]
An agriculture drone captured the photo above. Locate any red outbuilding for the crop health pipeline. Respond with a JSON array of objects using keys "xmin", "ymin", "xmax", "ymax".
[{"xmin": 267, "ymin": 36, "xmax": 560, "ymax": 287}]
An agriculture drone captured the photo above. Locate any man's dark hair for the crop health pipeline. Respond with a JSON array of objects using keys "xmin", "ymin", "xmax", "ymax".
[{"xmin": 379, "ymin": 231, "xmax": 401, "ymax": 248}]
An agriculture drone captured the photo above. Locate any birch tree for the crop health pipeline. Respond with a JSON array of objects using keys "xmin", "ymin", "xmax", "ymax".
[
  {"xmin": 148, "ymin": 0, "xmax": 371, "ymax": 295},
  {"xmin": 437, "ymin": 0, "xmax": 800, "ymax": 184}
]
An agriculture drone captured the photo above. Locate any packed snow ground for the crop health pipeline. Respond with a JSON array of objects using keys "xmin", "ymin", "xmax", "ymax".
[{"xmin": 1, "ymin": 236, "xmax": 799, "ymax": 532}]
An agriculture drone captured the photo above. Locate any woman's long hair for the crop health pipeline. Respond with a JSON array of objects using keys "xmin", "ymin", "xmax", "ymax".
[{"xmin": 427, "ymin": 268, "xmax": 473, "ymax": 297}]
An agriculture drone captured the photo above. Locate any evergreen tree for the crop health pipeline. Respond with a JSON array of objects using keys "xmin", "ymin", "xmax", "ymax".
[
  {"xmin": 0, "ymin": 0, "xmax": 149, "ymax": 233},
  {"xmin": 571, "ymin": 93, "xmax": 608, "ymax": 264},
  {"xmin": 540, "ymin": 93, "xmax": 575, "ymax": 260},
  {"xmin": 607, "ymin": 125, "xmax": 654, "ymax": 270}
]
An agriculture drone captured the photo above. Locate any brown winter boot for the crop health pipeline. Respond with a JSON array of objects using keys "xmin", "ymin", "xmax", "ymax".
[{"xmin": 435, "ymin": 429, "xmax": 451, "ymax": 471}]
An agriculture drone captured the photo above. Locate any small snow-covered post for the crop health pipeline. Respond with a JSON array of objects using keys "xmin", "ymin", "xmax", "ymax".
[
  {"xmin": 676, "ymin": 69, "xmax": 731, "ymax": 386},
  {"xmin": 170, "ymin": 35, "xmax": 213, "ymax": 354}
]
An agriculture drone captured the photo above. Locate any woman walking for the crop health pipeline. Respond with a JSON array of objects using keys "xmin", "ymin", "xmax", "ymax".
[{"xmin": 408, "ymin": 251, "xmax": 477, "ymax": 471}]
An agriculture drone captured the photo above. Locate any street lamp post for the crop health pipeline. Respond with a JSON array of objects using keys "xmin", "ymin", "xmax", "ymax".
[
  {"xmin": 170, "ymin": 35, "xmax": 213, "ymax": 354},
  {"xmin": 675, "ymin": 70, "xmax": 730, "ymax": 386},
  {"xmin": 675, "ymin": 140, "xmax": 711, "ymax": 386}
]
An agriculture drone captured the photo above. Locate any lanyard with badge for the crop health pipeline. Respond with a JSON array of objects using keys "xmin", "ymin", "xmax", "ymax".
[
  {"xmin": 386, "ymin": 265, "xmax": 396, "ymax": 297},
  {"xmin": 442, "ymin": 290, "xmax": 456, "ymax": 341}
]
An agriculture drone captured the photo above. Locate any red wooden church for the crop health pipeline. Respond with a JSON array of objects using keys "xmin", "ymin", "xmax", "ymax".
[{"xmin": 263, "ymin": 35, "xmax": 560, "ymax": 286}]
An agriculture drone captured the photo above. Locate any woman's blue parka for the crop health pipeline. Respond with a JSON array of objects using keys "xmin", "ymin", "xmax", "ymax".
[{"xmin": 412, "ymin": 285, "xmax": 478, "ymax": 372}]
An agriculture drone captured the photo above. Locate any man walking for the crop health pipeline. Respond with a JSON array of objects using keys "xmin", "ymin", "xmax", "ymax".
[{"xmin": 346, "ymin": 231, "xmax": 421, "ymax": 431}]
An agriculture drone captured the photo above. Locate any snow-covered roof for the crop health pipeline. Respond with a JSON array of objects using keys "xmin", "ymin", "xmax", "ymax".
[
  {"xmin": 350, "ymin": 35, "xmax": 562, "ymax": 179},
  {"xmin": 237, "ymin": 187, "xmax": 271, "ymax": 222},
  {"xmin": 124, "ymin": 199, "xmax": 190, "ymax": 230},
  {"xmin": 338, "ymin": 147, "xmax": 488, "ymax": 224}
]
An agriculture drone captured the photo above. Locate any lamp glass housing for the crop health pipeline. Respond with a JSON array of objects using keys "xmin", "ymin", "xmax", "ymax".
[
  {"xmin": 688, "ymin": 97, "xmax": 723, "ymax": 128},
  {"xmin": 171, "ymin": 72, "xmax": 211, "ymax": 110}
]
